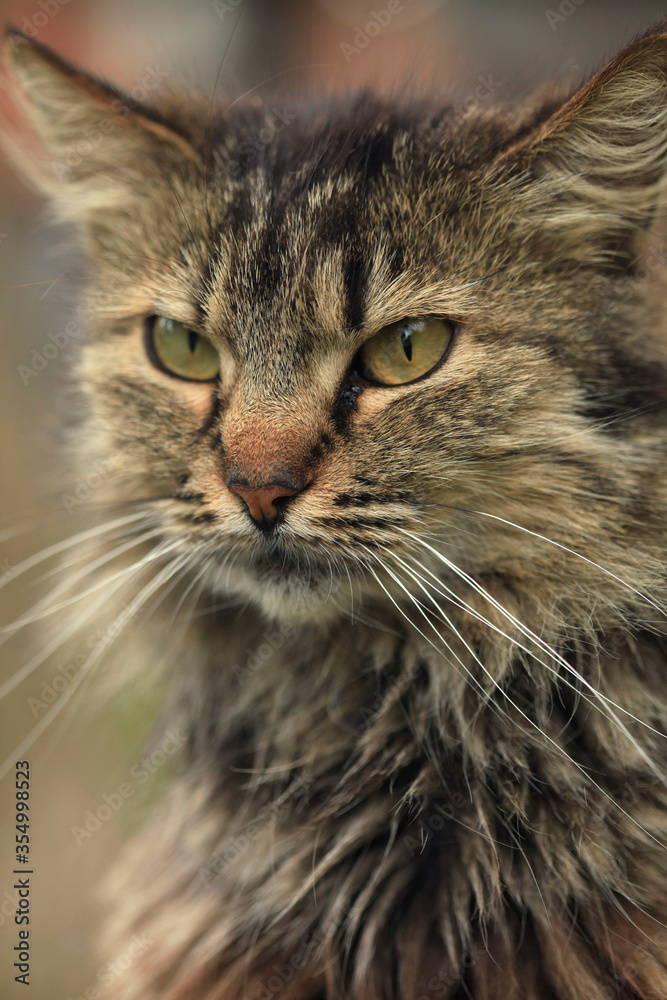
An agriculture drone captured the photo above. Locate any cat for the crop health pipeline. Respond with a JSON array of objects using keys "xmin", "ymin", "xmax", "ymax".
[{"xmin": 5, "ymin": 16, "xmax": 667, "ymax": 1000}]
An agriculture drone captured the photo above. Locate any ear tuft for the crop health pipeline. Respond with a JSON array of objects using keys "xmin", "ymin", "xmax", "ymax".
[
  {"xmin": 2, "ymin": 27, "xmax": 198, "ymax": 211},
  {"xmin": 4, "ymin": 26, "xmax": 126, "ymax": 131},
  {"xmin": 496, "ymin": 19, "xmax": 667, "ymax": 268}
]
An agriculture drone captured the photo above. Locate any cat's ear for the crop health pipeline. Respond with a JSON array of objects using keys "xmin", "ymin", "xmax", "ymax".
[
  {"xmin": 496, "ymin": 19, "xmax": 667, "ymax": 267},
  {"xmin": 2, "ymin": 29, "xmax": 198, "ymax": 213}
]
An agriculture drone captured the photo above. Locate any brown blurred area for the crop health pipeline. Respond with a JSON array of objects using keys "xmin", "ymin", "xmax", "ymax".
[{"xmin": 0, "ymin": 1, "xmax": 665, "ymax": 997}]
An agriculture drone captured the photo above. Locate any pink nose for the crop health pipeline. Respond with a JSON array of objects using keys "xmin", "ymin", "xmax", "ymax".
[{"xmin": 228, "ymin": 483, "xmax": 298, "ymax": 527}]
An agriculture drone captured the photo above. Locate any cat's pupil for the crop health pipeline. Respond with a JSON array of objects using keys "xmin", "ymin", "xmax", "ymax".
[
  {"xmin": 188, "ymin": 330, "xmax": 199, "ymax": 355},
  {"xmin": 401, "ymin": 327, "xmax": 413, "ymax": 362}
]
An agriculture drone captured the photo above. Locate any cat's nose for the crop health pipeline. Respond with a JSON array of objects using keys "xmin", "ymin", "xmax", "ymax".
[{"xmin": 227, "ymin": 480, "xmax": 299, "ymax": 528}]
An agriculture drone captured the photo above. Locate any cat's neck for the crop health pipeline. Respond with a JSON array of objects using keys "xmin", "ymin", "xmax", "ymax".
[
  {"xmin": 175, "ymin": 596, "xmax": 665, "ymax": 804},
  {"xmin": 119, "ymin": 603, "xmax": 667, "ymax": 999}
]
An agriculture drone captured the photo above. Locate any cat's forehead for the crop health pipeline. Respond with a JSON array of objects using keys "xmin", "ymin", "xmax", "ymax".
[
  {"xmin": 204, "ymin": 167, "xmax": 369, "ymax": 354},
  {"xmin": 198, "ymin": 95, "xmax": 482, "ymax": 357}
]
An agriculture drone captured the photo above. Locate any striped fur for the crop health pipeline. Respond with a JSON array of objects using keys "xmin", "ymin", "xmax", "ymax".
[{"xmin": 5, "ymin": 19, "xmax": 667, "ymax": 999}]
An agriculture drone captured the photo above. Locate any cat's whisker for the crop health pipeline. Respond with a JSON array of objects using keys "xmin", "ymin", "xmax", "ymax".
[
  {"xmin": 0, "ymin": 538, "xmax": 180, "ymax": 701},
  {"xmin": 454, "ymin": 507, "xmax": 667, "ymax": 615},
  {"xmin": 0, "ymin": 547, "xmax": 195, "ymax": 781},
  {"xmin": 397, "ymin": 530, "xmax": 667, "ymax": 788},
  {"xmin": 39, "ymin": 552, "xmax": 196, "ymax": 753},
  {"xmin": 302, "ymin": 553, "xmax": 529, "ymax": 867},
  {"xmin": 417, "ymin": 494, "xmax": 667, "ymax": 599},
  {"xmin": 399, "ymin": 527, "xmax": 665, "ymax": 745},
  {"xmin": 370, "ymin": 550, "xmax": 540, "ymax": 739},
  {"xmin": 162, "ymin": 176, "xmax": 199, "ymax": 252},
  {"xmin": 303, "ymin": 538, "xmax": 413, "ymax": 635},
  {"xmin": 54, "ymin": 545, "xmax": 211, "ymax": 742},
  {"xmin": 189, "ymin": 561, "xmax": 244, "ymax": 621},
  {"xmin": 0, "ymin": 497, "xmax": 168, "ymax": 556},
  {"xmin": 391, "ymin": 546, "xmax": 622, "ymax": 733},
  {"xmin": 0, "ymin": 510, "xmax": 152, "ymax": 597},
  {"xmin": 374, "ymin": 546, "xmax": 667, "ymax": 852},
  {"xmin": 0, "ymin": 525, "xmax": 28, "ymax": 543},
  {"xmin": 0, "ymin": 276, "xmax": 90, "ymax": 291},
  {"xmin": 223, "ymin": 538, "xmax": 248, "ymax": 590},
  {"xmin": 224, "ymin": 65, "xmax": 333, "ymax": 115},
  {"xmin": 362, "ymin": 553, "xmax": 504, "ymax": 715},
  {"xmin": 0, "ymin": 527, "xmax": 164, "ymax": 638},
  {"xmin": 342, "ymin": 558, "xmax": 359, "ymax": 625},
  {"xmin": 35, "ymin": 517, "xmax": 162, "ymax": 584},
  {"xmin": 166, "ymin": 544, "xmax": 220, "ymax": 629},
  {"xmin": 138, "ymin": 546, "xmax": 208, "ymax": 625},
  {"xmin": 202, "ymin": 4, "xmax": 247, "ymax": 244}
]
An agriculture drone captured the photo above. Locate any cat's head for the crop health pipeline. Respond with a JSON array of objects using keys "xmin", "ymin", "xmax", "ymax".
[{"xmin": 5, "ymin": 24, "xmax": 667, "ymax": 628}]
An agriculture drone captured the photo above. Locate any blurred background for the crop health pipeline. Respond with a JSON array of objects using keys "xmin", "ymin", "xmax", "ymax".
[{"xmin": 0, "ymin": 0, "xmax": 665, "ymax": 996}]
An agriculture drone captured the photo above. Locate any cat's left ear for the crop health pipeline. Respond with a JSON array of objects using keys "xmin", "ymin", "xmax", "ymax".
[
  {"xmin": 495, "ymin": 18, "xmax": 667, "ymax": 267},
  {"xmin": 2, "ymin": 29, "xmax": 199, "ymax": 212}
]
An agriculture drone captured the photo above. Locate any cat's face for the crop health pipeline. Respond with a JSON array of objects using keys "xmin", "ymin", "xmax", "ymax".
[{"xmin": 6, "ymin": 28, "xmax": 667, "ymax": 625}]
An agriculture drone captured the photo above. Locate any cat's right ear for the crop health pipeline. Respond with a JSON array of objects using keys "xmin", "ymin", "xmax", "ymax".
[{"xmin": 2, "ymin": 29, "xmax": 198, "ymax": 213}]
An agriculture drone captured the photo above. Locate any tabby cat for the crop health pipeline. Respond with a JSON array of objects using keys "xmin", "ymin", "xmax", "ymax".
[{"xmin": 5, "ymin": 17, "xmax": 667, "ymax": 1000}]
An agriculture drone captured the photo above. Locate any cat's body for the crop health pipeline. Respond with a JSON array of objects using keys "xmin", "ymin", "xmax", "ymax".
[{"xmin": 6, "ymin": 19, "xmax": 667, "ymax": 999}]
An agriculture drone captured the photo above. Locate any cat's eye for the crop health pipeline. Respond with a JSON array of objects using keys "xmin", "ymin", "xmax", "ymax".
[
  {"xmin": 147, "ymin": 317, "xmax": 220, "ymax": 382},
  {"xmin": 356, "ymin": 317, "xmax": 454, "ymax": 386}
]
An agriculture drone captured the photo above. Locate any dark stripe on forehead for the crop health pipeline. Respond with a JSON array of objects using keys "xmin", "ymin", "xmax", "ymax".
[
  {"xmin": 252, "ymin": 215, "xmax": 287, "ymax": 306},
  {"xmin": 224, "ymin": 182, "xmax": 255, "ymax": 239},
  {"xmin": 203, "ymin": 104, "xmax": 408, "ymax": 344},
  {"xmin": 359, "ymin": 128, "xmax": 397, "ymax": 184},
  {"xmin": 345, "ymin": 253, "xmax": 367, "ymax": 333},
  {"xmin": 266, "ymin": 94, "xmax": 399, "ymax": 188}
]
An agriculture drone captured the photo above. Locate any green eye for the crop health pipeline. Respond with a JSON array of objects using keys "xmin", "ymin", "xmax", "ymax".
[
  {"xmin": 148, "ymin": 317, "xmax": 220, "ymax": 382},
  {"xmin": 356, "ymin": 317, "xmax": 454, "ymax": 386}
]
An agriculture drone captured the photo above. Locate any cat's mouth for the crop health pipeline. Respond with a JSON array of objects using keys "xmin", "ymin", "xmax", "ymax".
[
  {"xmin": 250, "ymin": 541, "xmax": 334, "ymax": 585},
  {"xmin": 204, "ymin": 531, "xmax": 360, "ymax": 623}
]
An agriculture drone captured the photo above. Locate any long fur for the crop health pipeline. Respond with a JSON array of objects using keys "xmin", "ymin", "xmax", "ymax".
[{"xmin": 5, "ymin": 19, "xmax": 667, "ymax": 999}]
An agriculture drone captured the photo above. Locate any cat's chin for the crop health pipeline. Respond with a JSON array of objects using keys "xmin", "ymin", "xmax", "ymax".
[{"xmin": 209, "ymin": 561, "xmax": 354, "ymax": 627}]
